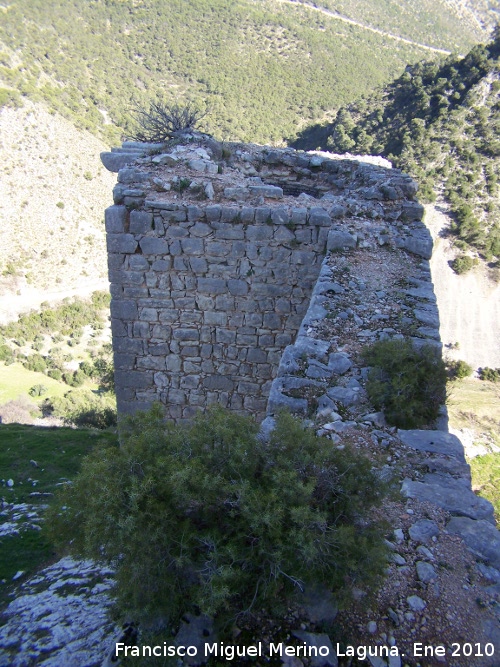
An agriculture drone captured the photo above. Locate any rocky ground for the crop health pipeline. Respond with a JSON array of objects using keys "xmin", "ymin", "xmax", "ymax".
[{"xmin": 1, "ymin": 242, "xmax": 499, "ymax": 667}]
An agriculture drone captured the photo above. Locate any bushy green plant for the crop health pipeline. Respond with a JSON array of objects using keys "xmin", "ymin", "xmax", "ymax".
[
  {"xmin": 479, "ymin": 367, "xmax": 500, "ymax": 382},
  {"xmin": 42, "ymin": 389, "xmax": 117, "ymax": 428},
  {"xmin": 0, "ymin": 344, "xmax": 14, "ymax": 363},
  {"xmin": 451, "ymin": 254, "xmax": 477, "ymax": 274},
  {"xmin": 62, "ymin": 370, "xmax": 85, "ymax": 387},
  {"xmin": 469, "ymin": 452, "xmax": 500, "ymax": 521},
  {"xmin": 447, "ymin": 359, "xmax": 473, "ymax": 379},
  {"xmin": 362, "ymin": 338, "xmax": 447, "ymax": 428},
  {"xmin": 22, "ymin": 354, "xmax": 47, "ymax": 373},
  {"xmin": 46, "ymin": 407, "xmax": 388, "ymax": 629}
]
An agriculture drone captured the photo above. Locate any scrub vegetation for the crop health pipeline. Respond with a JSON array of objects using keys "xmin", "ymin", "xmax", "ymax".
[
  {"xmin": 0, "ymin": 0, "xmax": 484, "ymax": 145},
  {"xmin": 323, "ymin": 32, "xmax": 500, "ymax": 266},
  {"xmin": 46, "ymin": 407, "xmax": 389, "ymax": 631}
]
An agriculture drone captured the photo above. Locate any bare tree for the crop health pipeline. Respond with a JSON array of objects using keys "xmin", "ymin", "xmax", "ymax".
[{"xmin": 129, "ymin": 99, "xmax": 207, "ymax": 143}]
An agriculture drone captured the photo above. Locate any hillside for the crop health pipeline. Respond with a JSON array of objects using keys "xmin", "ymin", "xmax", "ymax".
[
  {"xmin": 322, "ymin": 32, "xmax": 500, "ymax": 266},
  {"xmin": 292, "ymin": 0, "xmax": 498, "ymax": 49},
  {"xmin": 0, "ymin": 101, "xmax": 114, "ymax": 322},
  {"xmin": 0, "ymin": 0, "xmax": 493, "ymax": 147}
]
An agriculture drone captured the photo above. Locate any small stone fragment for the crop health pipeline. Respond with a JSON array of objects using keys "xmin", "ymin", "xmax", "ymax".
[
  {"xmin": 407, "ymin": 595, "xmax": 426, "ymax": 611},
  {"xmin": 409, "ymin": 519, "xmax": 439, "ymax": 544},
  {"xmin": 416, "ymin": 561, "xmax": 437, "ymax": 583}
]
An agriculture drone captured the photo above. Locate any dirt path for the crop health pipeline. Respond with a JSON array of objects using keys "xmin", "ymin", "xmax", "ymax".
[
  {"xmin": 0, "ymin": 279, "xmax": 109, "ymax": 325},
  {"xmin": 425, "ymin": 204, "xmax": 500, "ymax": 369},
  {"xmin": 278, "ymin": 0, "xmax": 453, "ymax": 55}
]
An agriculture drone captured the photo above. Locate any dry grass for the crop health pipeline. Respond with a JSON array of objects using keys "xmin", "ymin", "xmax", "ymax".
[{"xmin": 447, "ymin": 376, "xmax": 500, "ymax": 449}]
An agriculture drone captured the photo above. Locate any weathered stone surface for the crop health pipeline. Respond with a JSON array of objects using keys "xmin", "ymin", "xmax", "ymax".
[
  {"xmin": 101, "ymin": 151, "xmax": 141, "ymax": 172},
  {"xmin": 267, "ymin": 379, "xmax": 308, "ymax": 415},
  {"xmin": 139, "ymin": 237, "xmax": 168, "ymax": 255},
  {"xmin": 416, "ymin": 561, "xmax": 437, "ymax": 583},
  {"xmin": 175, "ymin": 614, "xmax": 216, "ymax": 666},
  {"xmin": 197, "ymin": 278, "xmax": 227, "ymax": 294},
  {"xmin": 400, "ymin": 202, "xmax": 425, "ymax": 221},
  {"xmin": 105, "ymin": 205, "xmax": 127, "ymax": 233},
  {"xmin": 327, "ymin": 230, "xmax": 357, "ymax": 251},
  {"xmin": 293, "ymin": 336, "xmax": 330, "ymax": 360},
  {"xmin": 401, "ymin": 476, "xmax": 495, "ymax": 523},
  {"xmin": 110, "ymin": 299, "xmax": 138, "ymax": 320},
  {"xmin": 327, "ymin": 386, "xmax": 361, "ymax": 406},
  {"xmin": 446, "ymin": 517, "xmax": 500, "ymax": 569},
  {"xmin": 297, "ymin": 584, "xmax": 338, "ymax": 625},
  {"xmin": 249, "ymin": 185, "xmax": 283, "ymax": 198},
  {"xmin": 203, "ymin": 375, "xmax": 234, "ymax": 391},
  {"xmin": 414, "ymin": 308, "xmax": 440, "ymax": 327},
  {"xmin": 309, "ymin": 207, "xmax": 331, "ymax": 226},
  {"xmin": 407, "ymin": 595, "xmax": 426, "ymax": 611},
  {"xmin": 107, "ymin": 234, "xmax": 138, "ymax": 254},
  {"xmin": 398, "ymin": 430, "xmax": 466, "ymax": 462},
  {"xmin": 328, "ymin": 353, "xmax": 352, "ymax": 374},
  {"xmin": 130, "ymin": 210, "xmax": 153, "ymax": 234},
  {"xmin": 224, "ymin": 186, "xmax": 248, "ymax": 200},
  {"xmin": 151, "ymin": 153, "xmax": 178, "ymax": 166},
  {"xmin": 408, "ymin": 519, "xmax": 439, "ymax": 544}
]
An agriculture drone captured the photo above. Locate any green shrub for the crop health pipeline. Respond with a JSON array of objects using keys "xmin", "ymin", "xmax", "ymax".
[
  {"xmin": 451, "ymin": 254, "xmax": 478, "ymax": 274},
  {"xmin": 479, "ymin": 367, "xmax": 500, "ymax": 382},
  {"xmin": 69, "ymin": 406, "xmax": 117, "ymax": 429},
  {"xmin": 469, "ymin": 452, "xmax": 500, "ymax": 522},
  {"xmin": 47, "ymin": 369, "xmax": 62, "ymax": 381},
  {"xmin": 29, "ymin": 384, "xmax": 48, "ymax": 397},
  {"xmin": 0, "ymin": 344, "xmax": 14, "ymax": 363},
  {"xmin": 92, "ymin": 356, "xmax": 115, "ymax": 391},
  {"xmin": 32, "ymin": 335, "xmax": 45, "ymax": 352},
  {"xmin": 79, "ymin": 360, "xmax": 95, "ymax": 377},
  {"xmin": 62, "ymin": 370, "xmax": 85, "ymax": 387},
  {"xmin": 22, "ymin": 354, "xmax": 47, "ymax": 373},
  {"xmin": 46, "ymin": 407, "xmax": 388, "ymax": 628},
  {"xmin": 362, "ymin": 338, "xmax": 447, "ymax": 428},
  {"xmin": 447, "ymin": 359, "xmax": 473, "ymax": 379},
  {"xmin": 42, "ymin": 389, "xmax": 116, "ymax": 428}
]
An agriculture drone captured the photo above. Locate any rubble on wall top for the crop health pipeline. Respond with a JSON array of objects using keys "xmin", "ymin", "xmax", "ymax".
[{"xmin": 100, "ymin": 132, "xmax": 419, "ymax": 213}]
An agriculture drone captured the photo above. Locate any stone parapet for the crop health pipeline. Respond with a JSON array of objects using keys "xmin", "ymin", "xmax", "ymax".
[{"xmin": 101, "ymin": 133, "xmax": 432, "ymax": 420}]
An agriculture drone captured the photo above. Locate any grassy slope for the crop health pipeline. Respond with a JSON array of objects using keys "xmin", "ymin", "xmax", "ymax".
[
  {"xmin": 447, "ymin": 377, "xmax": 500, "ymax": 521},
  {"xmin": 0, "ymin": 424, "xmax": 118, "ymax": 607},
  {"xmin": 0, "ymin": 363, "xmax": 70, "ymax": 405},
  {"xmin": 0, "ymin": 0, "xmax": 487, "ymax": 146},
  {"xmin": 448, "ymin": 377, "xmax": 500, "ymax": 446}
]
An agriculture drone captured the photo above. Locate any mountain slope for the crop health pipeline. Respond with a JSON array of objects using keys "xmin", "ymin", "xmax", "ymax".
[
  {"xmin": 323, "ymin": 33, "xmax": 500, "ymax": 264},
  {"xmin": 0, "ymin": 0, "xmax": 493, "ymax": 146},
  {"xmin": 289, "ymin": 0, "xmax": 495, "ymax": 51},
  {"xmin": 0, "ymin": 101, "xmax": 115, "ymax": 322}
]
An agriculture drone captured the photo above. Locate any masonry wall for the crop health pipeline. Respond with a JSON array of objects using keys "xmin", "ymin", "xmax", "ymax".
[
  {"xmin": 102, "ymin": 137, "xmax": 431, "ymax": 421},
  {"xmin": 107, "ymin": 202, "xmax": 331, "ymax": 419}
]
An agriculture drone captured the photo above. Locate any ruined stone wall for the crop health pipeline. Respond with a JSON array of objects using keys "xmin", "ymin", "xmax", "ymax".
[
  {"xmin": 101, "ymin": 135, "xmax": 431, "ymax": 421},
  {"xmin": 106, "ymin": 201, "xmax": 327, "ymax": 419}
]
